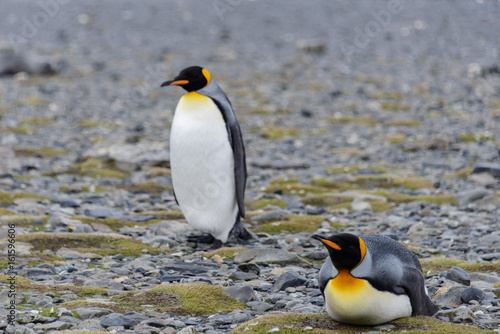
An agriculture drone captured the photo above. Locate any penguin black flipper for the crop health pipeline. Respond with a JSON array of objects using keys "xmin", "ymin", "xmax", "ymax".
[
  {"xmin": 212, "ymin": 98, "xmax": 247, "ymax": 219},
  {"xmin": 401, "ymin": 266, "xmax": 440, "ymax": 316}
]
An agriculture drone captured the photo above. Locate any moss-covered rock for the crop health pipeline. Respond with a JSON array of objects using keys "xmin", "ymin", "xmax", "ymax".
[
  {"xmin": 16, "ymin": 232, "xmax": 161, "ymax": 257},
  {"xmin": 300, "ymin": 194, "xmax": 352, "ymax": 207},
  {"xmin": 230, "ymin": 313, "xmax": 495, "ymax": 334},
  {"xmin": 353, "ymin": 175, "xmax": 433, "ymax": 190},
  {"xmin": 117, "ymin": 182, "xmax": 172, "ymax": 194},
  {"xmin": 258, "ymin": 127, "xmax": 300, "ymax": 139},
  {"xmin": 14, "ymin": 147, "xmax": 69, "ymax": 158},
  {"xmin": 381, "ymin": 102, "xmax": 413, "ymax": 111},
  {"xmin": 110, "ymin": 283, "xmax": 245, "ymax": 315},
  {"xmin": 0, "ymin": 191, "xmax": 49, "ymax": 205},
  {"xmin": 51, "ymin": 158, "xmax": 131, "ymax": 179},
  {"xmin": 250, "ymin": 198, "xmax": 288, "ymax": 210},
  {"xmin": 254, "ymin": 215, "xmax": 340, "ymax": 234},
  {"xmin": 324, "ymin": 165, "xmax": 386, "ymax": 174},
  {"xmin": 420, "ymin": 257, "xmax": 500, "ymax": 273},
  {"xmin": 374, "ymin": 191, "xmax": 457, "ymax": 205}
]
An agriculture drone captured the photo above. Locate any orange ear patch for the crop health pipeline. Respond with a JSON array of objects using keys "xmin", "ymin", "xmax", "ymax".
[{"xmin": 322, "ymin": 239, "xmax": 341, "ymax": 250}]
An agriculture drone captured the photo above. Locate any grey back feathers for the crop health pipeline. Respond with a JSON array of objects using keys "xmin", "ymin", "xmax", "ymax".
[{"xmin": 198, "ymin": 79, "xmax": 247, "ymax": 218}]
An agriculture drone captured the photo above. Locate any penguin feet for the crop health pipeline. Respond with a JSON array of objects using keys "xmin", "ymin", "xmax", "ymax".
[
  {"xmin": 186, "ymin": 233, "xmax": 224, "ymax": 250},
  {"xmin": 230, "ymin": 219, "xmax": 259, "ymax": 245},
  {"xmin": 186, "ymin": 233, "xmax": 215, "ymax": 244}
]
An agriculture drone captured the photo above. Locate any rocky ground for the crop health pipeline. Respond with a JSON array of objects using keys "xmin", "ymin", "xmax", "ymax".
[{"xmin": 1, "ymin": 0, "xmax": 500, "ymax": 333}]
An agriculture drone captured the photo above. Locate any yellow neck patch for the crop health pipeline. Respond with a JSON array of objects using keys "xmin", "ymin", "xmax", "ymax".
[
  {"xmin": 202, "ymin": 68, "xmax": 211, "ymax": 86},
  {"xmin": 330, "ymin": 270, "xmax": 368, "ymax": 294}
]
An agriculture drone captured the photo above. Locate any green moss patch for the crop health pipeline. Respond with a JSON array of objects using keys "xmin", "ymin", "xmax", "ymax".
[
  {"xmin": 0, "ymin": 208, "xmax": 16, "ymax": 215},
  {"xmin": 327, "ymin": 115, "xmax": 377, "ymax": 126},
  {"xmin": 111, "ymin": 283, "xmax": 245, "ymax": 315},
  {"xmin": 265, "ymin": 178, "xmax": 330, "ymax": 195},
  {"xmin": 14, "ymin": 147, "xmax": 69, "ymax": 158},
  {"xmin": 204, "ymin": 247, "xmax": 249, "ymax": 260},
  {"xmin": 15, "ymin": 97, "xmax": 49, "ymax": 106},
  {"xmin": 384, "ymin": 133, "xmax": 407, "ymax": 144},
  {"xmin": 231, "ymin": 313, "xmax": 494, "ymax": 334},
  {"xmin": 443, "ymin": 168, "xmax": 473, "ymax": 179},
  {"xmin": 370, "ymin": 90, "xmax": 405, "ymax": 100},
  {"xmin": 254, "ymin": 215, "xmax": 332, "ymax": 234},
  {"xmin": 420, "ymin": 257, "xmax": 500, "ymax": 273},
  {"xmin": 353, "ymin": 175, "xmax": 433, "ymax": 190},
  {"xmin": 45, "ymin": 158, "xmax": 131, "ymax": 179},
  {"xmin": 381, "ymin": 102, "xmax": 413, "ymax": 111},
  {"xmin": 459, "ymin": 132, "xmax": 494, "ymax": 143},
  {"xmin": 374, "ymin": 191, "xmax": 457, "ymax": 205},
  {"xmin": 300, "ymin": 194, "xmax": 353, "ymax": 207},
  {"xmin": 117, "ymin": 182, "xmax": 172, "ymax": 194},
  {"xmin": 132, "ymin": 210, "xmax": 184, "ymax": 220},
  {"xmin": 324, "ymin": 165, "xmax": 386, "ymax": 174},
  {"xmin": 251, "ymin": 198, "xmax": 288, "ymax": 210},
  {"xmin": 0, "ymin": 191, "xmax": 49, "ymax": 205},
  {"xmin": 16, "ymin": 232, "xmax": 161, "ymax": 257}
]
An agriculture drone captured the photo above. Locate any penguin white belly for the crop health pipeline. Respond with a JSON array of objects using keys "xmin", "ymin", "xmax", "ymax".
[
  {"xmin": 324, "ymin": 271, "xmax": 412, "ymax": 325},
  {"xmin": 170, "ymin": 92, "xmax": 237, "ymax": 243}
]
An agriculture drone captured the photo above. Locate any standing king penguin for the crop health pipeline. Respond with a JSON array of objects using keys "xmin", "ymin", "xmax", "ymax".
[
  {"xmin": 312, "ymin": 233, "xmax": 438, "ymax": 325},
  {"xmin": 161, "ymin": 66, "xmax": 254, "ymax": 249}
]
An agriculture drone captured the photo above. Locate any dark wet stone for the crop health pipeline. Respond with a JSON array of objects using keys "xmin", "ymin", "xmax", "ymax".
[
  {"xmin": 473, "ymin": 163, "xmax": 500, "ymax": 178},
  {"xmin": 229, "ymin": 271, "xmax": 258, "ymax": 281},
  {"xmin": 460, "ymin": 287, "xmax": 486, "ymax": 303},
  {"xmin": 237, "ymin": 263, "xmax": 261, "ymax": 275},
  {"xmin": 271, "ymin": 271, "xmax": 308, "ymax": 292},
  {"xmin": 59, "ymin": 199, "xmax": 81, "ymax": 208},
  {"xmin": 447, "ymin": 266, "xmax": 471, "ymax": 286}
]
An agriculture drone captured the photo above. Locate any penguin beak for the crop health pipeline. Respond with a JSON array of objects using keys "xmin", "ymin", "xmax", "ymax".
[
  {"xmin": 312, "ymin": 234, "xmax": 341, "ymax": 251},
  {"xmin": 161, "ymin": 79, "xmax": 189, "ymax": 87}
]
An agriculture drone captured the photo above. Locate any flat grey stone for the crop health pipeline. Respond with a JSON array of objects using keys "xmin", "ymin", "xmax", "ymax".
[
  {"xmin": 271, "ymin": 271, "xmax": 308, "ymax": 292},
  {"xmin": 234, "ymin": 248, "xmax": 310, "ymax": 267},
  {"xmin": 34, "ymin": 321, "xmax": 72, "ymax": 331},
  {"xmin": 223, "ymin": 285, "xmax": 258, "ymax": 303},
  {"xmin": 473, "ymin": 163, "xmax": 500, "ymax": 178},
  {"xmin": 455, "ymin": 187, "xmax": 492, "ymax": 205},
  {"xmin": 460, "ymin": 287, "xmax": 485, "ymax": 303},
  {"xmin": 447, "ymin": 266, "xmax": 471, "ymax": 286}
]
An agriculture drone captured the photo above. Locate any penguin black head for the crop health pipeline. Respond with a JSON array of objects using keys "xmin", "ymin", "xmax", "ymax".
[
  {"xmin": 161, "ymin": 66, "xmax": 211, "ymax": 92},
  {"xmin": 312, "ymin": 233, "xmax": 366, "ymax": 271}
]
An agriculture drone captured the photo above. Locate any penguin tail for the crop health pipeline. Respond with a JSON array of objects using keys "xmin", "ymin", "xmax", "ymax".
[{"xmin": 230, "ymin": 217, "xmax": 258, "ymax": 244}]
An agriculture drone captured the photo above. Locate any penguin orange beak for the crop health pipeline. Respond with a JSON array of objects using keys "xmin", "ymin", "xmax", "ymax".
[
  {"xmin": 161, "ymin": 79, "xmax": 189, "ymax": 87},
  {"xmin": 312, "ymin": 234, "xmax": 342, "ymax": 250}
]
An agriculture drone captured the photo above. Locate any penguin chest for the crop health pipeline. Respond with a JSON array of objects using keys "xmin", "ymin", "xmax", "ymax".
[
  {"xmin": 324, "ymin": 271, "xmax": 412, "ymax": 325},
  {"xmin": 169, "ymin": 92, "xmax": 237, "ymax": 240}
]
